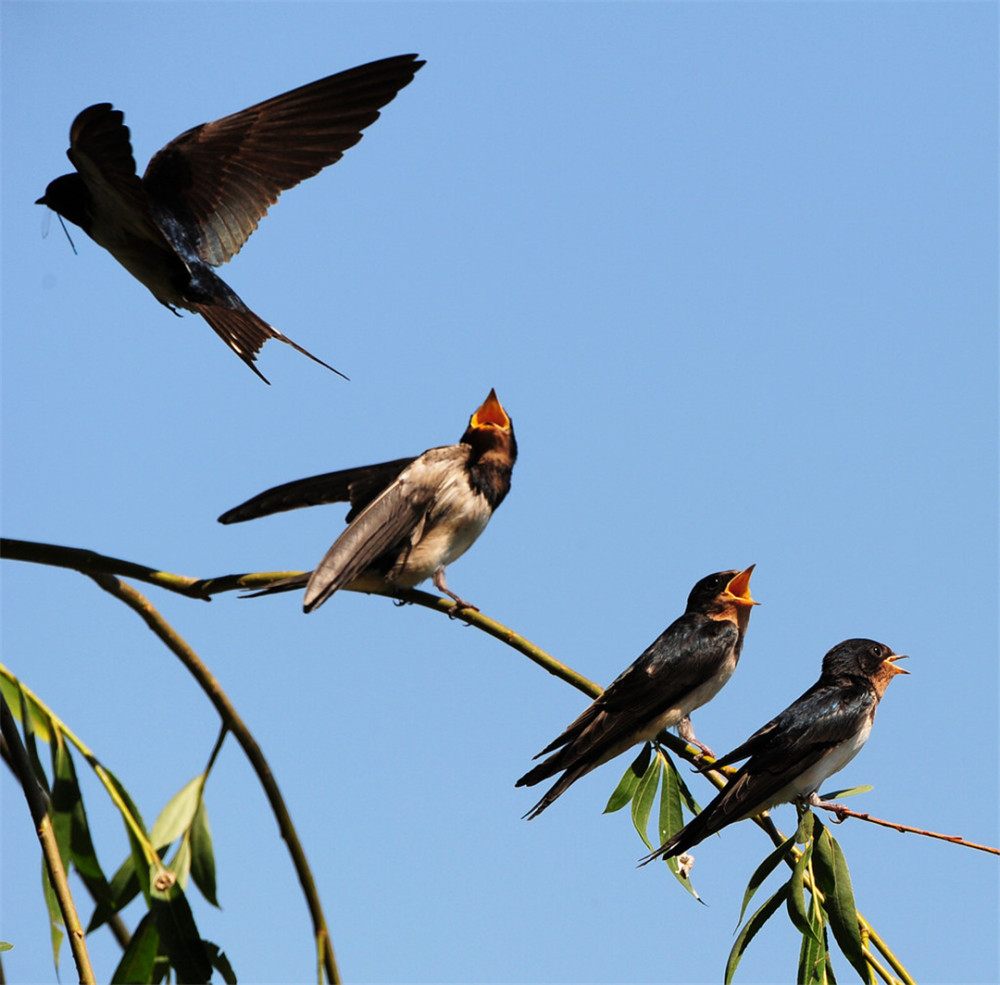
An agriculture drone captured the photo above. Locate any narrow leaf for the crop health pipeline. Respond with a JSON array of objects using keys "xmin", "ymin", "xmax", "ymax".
[
  {"xmin": 813, "ymin": 822, "xmax": 869, "ymax": 982},
  {"xmin": 169, "ymin": 831, "xmax": 193, "ymax": 889},
  {"xmin": 786, "ymin": 840, "xmax": 821, "ymax": 944},
  {"xmin": 150, "ymin": 774, "xmax": 205, "ymax": 852},
  {"xmin": 190, "ymin": 798, "xmax": 219, "ymax": 908},
  {"xmin": 49, "ymin": 732, "xmax": 75, "ymax": 871},
  {"xmin": 149, "ymin": 873, "xmax": 212, "ymax": 985},
  {"xmin": 630, "ymin": 755, "xmax": 662, "ymax": 850},
  {"xmin": 88, "ymin": 854, "xmax": 140, "ymax": 934},
  {"xmin": 111, "ymin": 912, "xmax": 159, "ymax": 985},
  {"xmin": 672, "ymin": 759, "xmax": 703, "ymax": 816},
  {"xmin": 725, "ymin": 883, "xmax": 790, "ymax": 985},
  {"xmin": 736, "ymin": 832, "xmax": 797, "ymax": 927},
  {"xmin": 797, "ymin": 912, "xmax": 826, "ymax": 985},
  {"xmin": 203, "ymin": 941, "xmax": 238, "ymax": 985},
  {"xmin": 604, "ymin": 744, "xmax": 651, "ymax": 814},
  {"xmin": 657, "ymin": 752, "xmax": 684, "ymax": 845},
  {"xmin": 819, "ymin": 785, "xmax": 873, "ymax": 801},
  {"xmin": 657, "ymin": 754, "xmax": 701, "ymax": 900},
  {"xmin": 40, "ymin": 854, "xmax": 64, "ymax": 973}
]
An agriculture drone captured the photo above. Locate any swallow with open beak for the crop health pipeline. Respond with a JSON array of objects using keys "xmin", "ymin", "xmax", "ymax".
[
  {"xmin": 641, "ymin": 638, "xmax": 909, "ymax": 864},
  {"xmin": 36, "ymin": 54, "xmax": 423, "ymax": 383},
  {"xmin": 219, "ymin": 389, "xmax": 516, "ymax": 612},
  {"xmin": 517, "ymin": 567, "xmax": 758, "ymax": 819}
]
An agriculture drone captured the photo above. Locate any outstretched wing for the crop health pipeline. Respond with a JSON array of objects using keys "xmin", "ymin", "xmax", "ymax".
[
  {"xmin": 218, "ymin": 457, "xmax": 417, "ymax": 524},
  {"xmin": 142, "ymin": 54, "xmax": 424, "ymax": 266}
]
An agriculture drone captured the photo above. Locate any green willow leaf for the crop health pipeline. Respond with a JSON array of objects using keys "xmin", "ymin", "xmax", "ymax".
[
  {"xmin": 671, "ymin": 758, "xmax": 703, "ymax": 817},
  {"xmin": 49, "ymin": 732, "xmax": 75, "ymax": 871},
  {"xmin": 813, "ymin": 822, "xmax": 870, "ymax": 983},
  {"xmin": 150, "ymin": 774, "xmax": 205, "ymax": 852},
  {"xmin": 786, "ymin": 839, "xmax": 821, "ymax": 944},
  {"xmin": 87, "ymin": 854, "xmax": 140, "ymax": 934},
  {"xmin": 657, "ymin": 754, "xmax": 701, "ymax": 900},
  {"xmin": 798, "ymin": 929, "xmax": 826, "ymax": 984},
  {"xmin": 190, "ymin": 798, "xmax": 219, "ymax": 908},
  {"xmin": 10, "ymin": 680, "xmax": 53, "ymax": 744},
  {"xmin": 149, "ymin": 872, "xmax": 212, "ymax": 985},
  {"xmin": 630, "ymin": 754, "xmax": 662, "ymax": 850},
  {"xmin": 19, "ymin": 691, "xmax": 50, "ymax": 795},
  {"xmin": 0, "ymin": 942, "xmax": 12, "ymax": 952},
  {"xmin": 203, "ymin": 941, "xmax": 238, "ymax": 985},
  {"xmin": 725, "ymin": 882, "xmax": 790, "ymax": 985},
  {"xmin": 819, "ymin": 785, "xmax": 873, "ymax": 801},
  {"xmin": 111, "ymin": 912, "xmax": 159, "ymax": 985},
  {"xmin": 797, "ymin": 887, "xmax": 829, "ymax": 984},
  {"xmin": 658, "ymin": 752, "xmax": 684, "ymax": 845},
  {"xmin": 604, "ymin": 744, "xmax": 652, "ymax": 814},
  {"xmin": 40, "ymin": 854, "xmax": 64, "ymax": 973},
  {"xmin": 736, "ymin": 832, "xmax": 797, "ymax": 927},
  {"xmin": 170, "ymin": 831, "xmax": 193, "ymax": 889}
]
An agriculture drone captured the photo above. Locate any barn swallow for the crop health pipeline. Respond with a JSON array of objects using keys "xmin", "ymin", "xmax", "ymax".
[
  {"xmin": 516, "ymin": 567, "xmax": 758, "ymax": 819},
  {"xmin": 642, "ymin": 638, "xmax": 908, "ymax": 864},
  {"xmin": 36, "ymin": 54, "xmax": 424, "ymax": 383},
  {"xmin": 218, "ymin": 389, "xmax": 516, "ymax": 612}
]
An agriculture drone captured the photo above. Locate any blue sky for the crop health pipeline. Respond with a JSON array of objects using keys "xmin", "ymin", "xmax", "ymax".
[{"xmin": 2, "ymin": 3, "xmax": 997, "ymax": 983}]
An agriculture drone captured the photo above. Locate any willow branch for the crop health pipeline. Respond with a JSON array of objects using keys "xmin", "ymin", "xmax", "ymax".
[
  {"xmin": 0, "ymin": 695, "xmax": 96, "ymax": 985},
  {"xmin": 87, "ymin": 574, "xmax": 340, "ymax": 985},
  {"xmin": 0, "ymin": 738, "xmax": 132, "ymax": 953},
  {"xmin": 818, "ymin": 804, "xmax": 999, "ymax": 856},
  {"xmin": 4, "ymin": 537, "xmax": 993, "ymax": 985}
]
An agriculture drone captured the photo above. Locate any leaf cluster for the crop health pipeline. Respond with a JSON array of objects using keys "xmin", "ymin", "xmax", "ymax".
[{"xmin": 1, "ymin": 670, "xmax": 233, "ymax": 984}]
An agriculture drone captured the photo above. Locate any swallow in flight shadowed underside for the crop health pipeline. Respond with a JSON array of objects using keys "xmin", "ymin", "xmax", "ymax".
[
  {"xmin": 218, "ymin": 389, "xmax": 516, "ymax": 612},
  {"xmin": 517, "ymin": 567, "xmax": 758, "ymax": 819},
  {"xmin": 641, "ymin": 637, "xmax": 908, "ymax": 864},
  {"xmin": 36, "ymin": 54, "xmax": 423, "ymax": 382}
]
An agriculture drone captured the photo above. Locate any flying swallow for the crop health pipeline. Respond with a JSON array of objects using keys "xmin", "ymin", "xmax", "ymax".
[
  {"xmin": 36, "ymin": 54, "xmax": 424, "ymax": 383},
  {"xmin": 642, "ymin": 637, "xmax": 908, "ymax": 864},
  {"xmin": 516, "ymin": 567, "xmax": 758, "ymax": 819},
  {"xmin": 218, "ymin": 389, "xmax": 516, "ymax": 611}
]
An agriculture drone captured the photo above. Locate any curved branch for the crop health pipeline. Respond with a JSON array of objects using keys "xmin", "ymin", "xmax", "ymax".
[{"xmin": 87, "ymin": 574, "xmax": 340, "ymax": 985}]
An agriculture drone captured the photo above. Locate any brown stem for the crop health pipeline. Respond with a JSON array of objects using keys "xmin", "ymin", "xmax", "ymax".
[
  {"xmin": 818, "ymin": 804, "xmax": 1000, "ymax": 856},
  {"xmin": 1, "ymin": 695, "xmax": 96, "ymax": 985}
]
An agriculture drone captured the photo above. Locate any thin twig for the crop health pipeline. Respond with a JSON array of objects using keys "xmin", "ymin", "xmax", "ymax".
[
  {"xmin": 88, "ymin": 573, "xmax": 340, "ymax": 985},
  {"xmin": 818, "ymin": 804, "xmax": 999, "ymax": 856},
  {"xmin": 1, "ymin": 695, "xmax": 96, "ymax": 985}
]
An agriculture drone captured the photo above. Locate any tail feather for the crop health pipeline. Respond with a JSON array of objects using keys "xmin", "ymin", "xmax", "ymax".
[{"xmin": 193, "ymin": 302, "xmax": 345, "ymax": 382}]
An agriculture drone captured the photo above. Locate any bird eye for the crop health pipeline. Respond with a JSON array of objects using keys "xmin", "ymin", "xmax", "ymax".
[{"xmin": 870, "ymin": 644, "xmax": 883, "ymax": 658}]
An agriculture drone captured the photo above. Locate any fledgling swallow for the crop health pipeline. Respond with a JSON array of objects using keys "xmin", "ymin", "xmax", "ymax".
[
  {"xmin": 218, "ymin": 389, "xmax": 516, "ymax": 612},
  {"xmin": 516, "ymin": 567, "xmax": 758, "ymax": 819},
  {"xmin": 642, "ymin": 638, "xmax": 909, "ymax": 864},
  {"xmin": 36, "ymin": 54, "xmax": 424, "ymax": 383}
]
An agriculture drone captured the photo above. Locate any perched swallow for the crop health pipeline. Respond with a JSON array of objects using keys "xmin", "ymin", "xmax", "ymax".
[
  {"xmin": 219, "ymin": 389, "xmax": 516, "ymax": 611},
  {"xmin": 36, "ymin": 54, "xmax": 424, "ymax": 383},
  {"xmin": 516, "ymin": 567, "xmax": 758, "ymax": 819},
  {"xmin": 642, "ymin": 638, "xmax": 908, "ymax": 864}
]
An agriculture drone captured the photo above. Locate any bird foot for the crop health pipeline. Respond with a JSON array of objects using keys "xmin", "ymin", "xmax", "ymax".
[
  {"xmin": 445, "ymin": 596, "xmax": 479, "ymax": 619},
  {"xmin": 803, "ymin": 791, "xmax": 849, "ymax": 822},
  {"xmin": 676, "ymin": 717, "xmax": 715, "ymax": 760}
]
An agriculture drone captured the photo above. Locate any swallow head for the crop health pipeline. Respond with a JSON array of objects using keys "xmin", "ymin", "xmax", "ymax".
[
  {"xmin": 468, "ymin": 388, "xmax": 511, "ymax": 432},
  {"xmin": 462, "ymin": 388, "xmax": 517, "ymax": 463},
  {"xmin": 687, "ymin": 565, "xmax": 758, "ymax": 620},
  {"xmin": 822, "ymin": 639, "xmax": 909, "ymax": 697},
  {"xmin": 36, "ymin": 174, "xmax": 90, "ymax": 228}
]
